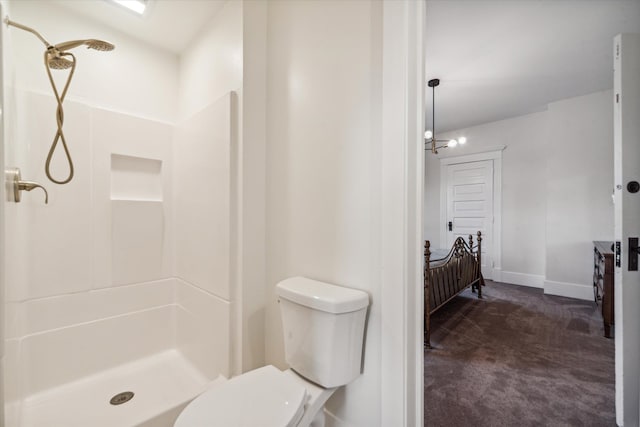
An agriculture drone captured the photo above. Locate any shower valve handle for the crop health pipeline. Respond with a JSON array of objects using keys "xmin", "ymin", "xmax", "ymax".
[
  {"xmin": 6, "ymin": 167, "xmax": 49, "ymax": 204},
  {"xmin": 18, "ymin": 180, "xmax": 49, "ymax": 204}
]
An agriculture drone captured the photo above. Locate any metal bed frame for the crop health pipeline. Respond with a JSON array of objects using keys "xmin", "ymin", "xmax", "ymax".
[{"xmin": 424, "ymin": 231, "xmax": 484, "ymax": 349}]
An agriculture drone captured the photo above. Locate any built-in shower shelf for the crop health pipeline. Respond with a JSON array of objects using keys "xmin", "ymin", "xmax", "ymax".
[{"xmin": 110, "ymin": 154, "xmax": 163, "ymax": 201}]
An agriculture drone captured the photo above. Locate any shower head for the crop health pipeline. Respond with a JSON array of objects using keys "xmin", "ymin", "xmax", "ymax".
[
  {"xmin": 54, "ymin": 39, "xmax": 115, "ymax": 52},
  {"xmin": 44, "ymin": 46, "xmax": 75, "ymax": 70},
  {"xmin": 43, "ymin": 39, "xmax": 114, "ymax": 72},
  {"xmin": 47, "ymin": 55, "xmax": 74, "ymax": 70}
]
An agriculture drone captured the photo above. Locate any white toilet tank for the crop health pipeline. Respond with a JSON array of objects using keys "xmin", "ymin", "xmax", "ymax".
[{"xmin": 276, "ymin": 277, "xmax": 369, "ymax": 389}]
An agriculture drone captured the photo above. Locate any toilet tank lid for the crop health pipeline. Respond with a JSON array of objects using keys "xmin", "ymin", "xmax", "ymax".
[{"xmin": 276, "ymin": 277, "xmax": 369, "ymax": 314}]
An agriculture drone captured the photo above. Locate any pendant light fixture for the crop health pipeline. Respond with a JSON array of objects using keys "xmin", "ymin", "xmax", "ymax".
[{"xmin": 425, "ymin": 78, "xmax": 467, "ymax": 154}]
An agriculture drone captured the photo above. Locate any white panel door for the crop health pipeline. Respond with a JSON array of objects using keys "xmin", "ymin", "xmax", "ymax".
[
  {"xmin": 613, "ymin": 33, "xmax": 640, "ymax": 427},
  {"xmin": 445, "ymin": 160, "xmax": 493, "ymax": 278}
]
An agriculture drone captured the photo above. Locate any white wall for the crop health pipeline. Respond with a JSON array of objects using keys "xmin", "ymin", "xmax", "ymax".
[
  {"xmin": 424, "ymin": 90, "xmax": 614, "ymax": 300},
  {"xmin": 545, "ymin": 90, "xmax": 614, "ymax": 298},
  {"xmin": 238, "ymin": 0, "xmax": 268, "ymax": 374},
  {"xmin": 178, "ymin": 0, "xmax": 242, "ymax": 121},
  {"xmin": 264, "ymin": 1, "xmax": 383, "ymax": 425}
]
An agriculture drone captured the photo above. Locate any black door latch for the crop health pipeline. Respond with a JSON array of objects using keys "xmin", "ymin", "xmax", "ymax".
[
  {"xmin": 630, "ymin": 237, "xmax": 639, "ymax": 271},
  {"xmin": 448, "ymin": 221, "xmax": 452, "ymax": 231}
]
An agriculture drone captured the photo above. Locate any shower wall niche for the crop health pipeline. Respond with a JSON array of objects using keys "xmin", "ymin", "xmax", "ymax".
[{"xmin": 110, "ymin": 154, "xmax": 163, "ymax": 201}]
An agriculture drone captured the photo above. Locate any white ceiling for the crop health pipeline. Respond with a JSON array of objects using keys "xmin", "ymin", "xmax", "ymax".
[
  {"xmin": 51, "ymin": 0, "xmax": 639, "ymax": 133},
  {"xmin": 51, "ymin": 0, "xmax": 227, "ymax": 54},
  {"xmin": 426, "ymin": 0, "xmax": 640, "ymax": 133}
]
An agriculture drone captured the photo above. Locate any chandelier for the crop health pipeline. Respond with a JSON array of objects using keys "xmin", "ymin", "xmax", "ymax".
[{"xmin": 425, "ymin": 78, "xmax": 467, "ymax": 154}]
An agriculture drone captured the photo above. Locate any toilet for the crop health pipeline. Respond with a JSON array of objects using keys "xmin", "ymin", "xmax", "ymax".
[{"xmin": 174, "ymin": 276, "xmax": 370, "ymax": 427}]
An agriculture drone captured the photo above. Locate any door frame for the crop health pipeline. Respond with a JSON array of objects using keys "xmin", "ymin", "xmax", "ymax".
[
  {"xmin": 439, "ymin": 146, "xmax": 505, "ymax": 280},
  {"xmin": 380, "ymin": 0, "xmax": 425, "ymax": 425},
  {"xmin": 0, "ymin": 1, "xmax": 6, "ymax": 422}
]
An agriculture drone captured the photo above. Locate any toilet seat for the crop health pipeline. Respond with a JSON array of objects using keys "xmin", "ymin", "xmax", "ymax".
[{"xmin": 174, "ymin": 365, "xmax": 307, "ymax": 427}]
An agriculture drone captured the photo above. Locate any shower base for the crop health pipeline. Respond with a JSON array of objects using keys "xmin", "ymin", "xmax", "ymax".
[{"xmin": 18, "ymin": 350, "xmax": 223, "ymax": 427}]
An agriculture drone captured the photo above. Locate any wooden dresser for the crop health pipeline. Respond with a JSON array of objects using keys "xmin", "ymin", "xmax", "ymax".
[{"xmin": 593, "ymin": 241, "xmax": 614, "ymax": 338}]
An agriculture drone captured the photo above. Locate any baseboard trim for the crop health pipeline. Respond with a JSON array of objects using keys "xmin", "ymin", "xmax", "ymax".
[
  {"xmin": 544, "ymin": 280, "xmax": 593, "ymax": 301},
  {"xmin": 498, "ymin": 271, "xmax": 544, "ymax": 289}
]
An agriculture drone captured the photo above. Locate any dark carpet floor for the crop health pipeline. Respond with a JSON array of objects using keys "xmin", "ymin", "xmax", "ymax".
[{"xmin": 424, "ymin": 281, "xmax": 615, "ymax": 427}]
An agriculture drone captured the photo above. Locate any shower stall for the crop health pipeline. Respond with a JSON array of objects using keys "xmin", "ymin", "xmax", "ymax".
[{"xmin": 1, "ymin": 1, "xmax": 252, "ymax": 425}]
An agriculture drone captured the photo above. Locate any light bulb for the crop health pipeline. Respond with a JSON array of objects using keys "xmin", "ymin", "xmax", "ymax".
[
  {"xmin": 448, "ymin": 139, "xmax": 458, "ymax": 147},
  {"xmin": 458, "ymin": 136, "xmax": 467, "ymax": 145},
  {"xmin": 424, "ymin": 130, "xmax": 433, "ymax": 139}
]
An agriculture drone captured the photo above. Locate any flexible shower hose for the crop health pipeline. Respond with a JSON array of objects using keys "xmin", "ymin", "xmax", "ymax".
[{"xmin": 43, "ymin": 50, "xmax": 76, "ymax": 185}]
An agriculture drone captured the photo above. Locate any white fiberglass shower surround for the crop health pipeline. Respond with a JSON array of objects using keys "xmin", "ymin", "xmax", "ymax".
[{"xmin": 2, "ymin": 1, "xmax": 242, "ymax": 426}]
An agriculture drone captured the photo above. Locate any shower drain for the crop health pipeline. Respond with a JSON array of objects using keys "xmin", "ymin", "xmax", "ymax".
[{"xmin": 110, "ymin": 391, "xmax": 135, "ymax": 405}]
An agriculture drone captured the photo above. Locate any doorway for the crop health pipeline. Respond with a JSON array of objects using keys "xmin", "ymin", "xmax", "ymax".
[
  {"xmin": 443, "ymin": 159, "xmax": 493, "ymax": 276},
  {"xmin": 439, "ymin": 149, "xmax": 503, "ymax": 280}
]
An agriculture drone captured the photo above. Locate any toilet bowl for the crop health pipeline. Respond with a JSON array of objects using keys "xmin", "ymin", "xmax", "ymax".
[
  {"xmin": 174, "ymin": 277, "xmax": 369, "ymax": 427},
  {"xmin": 174, "ymin": 366, "xmax": 336, "ymax": 427}
]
